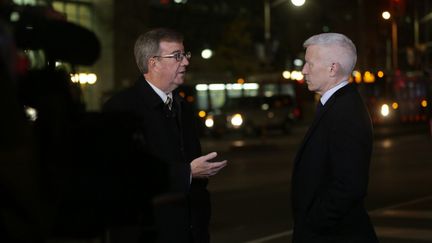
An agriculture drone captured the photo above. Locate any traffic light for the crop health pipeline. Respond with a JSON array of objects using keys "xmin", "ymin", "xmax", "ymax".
[
  {"xmin": 390, "ymin": 0, "xmax": 406, "ymax": 17},
  {"xmin": 149, "ymin": 0, "xmax": 170, "ymax": 5}
]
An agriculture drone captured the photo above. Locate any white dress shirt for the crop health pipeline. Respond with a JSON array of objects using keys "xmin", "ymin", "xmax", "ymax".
[
  {"xmin": 320, "ymin": 80, "xmax": 349, "ymax": 105},
  {"xmin": 146, "ymin": 80, "xmax": 172, "ymax": 103}
]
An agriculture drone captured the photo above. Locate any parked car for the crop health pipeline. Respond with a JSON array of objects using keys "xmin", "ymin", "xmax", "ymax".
[{"xmin": 203, "ymin": 95, "xmax": 301, "ymax": 137}]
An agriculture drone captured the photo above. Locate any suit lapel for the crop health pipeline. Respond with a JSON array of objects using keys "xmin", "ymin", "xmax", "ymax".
[
  {"xmin": 293, "ymin": 99, "xmax": 332, "ymax": 169},
  {"xmin": 293, "ymin": 83, "xmax": 354, "ymax": 169},
  {"xmin": 133, "ymin": 76, "xmax": 182, "ymax": 143},
  {"xmin": 134, "ymin": 75, "xmax": 165, "ymax": 111}
]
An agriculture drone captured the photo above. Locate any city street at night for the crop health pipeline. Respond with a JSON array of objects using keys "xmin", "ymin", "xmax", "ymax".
[
  {"xmin": 202, "ymin": 123, "xmax": 432, "ymax": 243},
  {"xmin": 3, "ymin": 0, "xmax": 432, "ymax": 242}
]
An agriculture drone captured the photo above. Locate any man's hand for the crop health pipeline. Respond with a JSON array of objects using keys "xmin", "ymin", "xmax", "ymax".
[{"xmin": 191, "ymin": 152, "xmax": 227, "ymax": 178}]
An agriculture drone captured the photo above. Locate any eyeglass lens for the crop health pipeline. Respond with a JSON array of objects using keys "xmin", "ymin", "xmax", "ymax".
[{"xmin": 175, "ymin": 52, "xmax": 191, "ymax": 61}]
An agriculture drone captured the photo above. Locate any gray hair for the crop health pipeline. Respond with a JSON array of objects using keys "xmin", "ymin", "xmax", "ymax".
[
  {"xmin": 134, "ymin": 28, "xmax": 184, "ymax": 74},
  {"xmin": 303, "ymin": 33, "xmax": 357, "ymax": 76}
]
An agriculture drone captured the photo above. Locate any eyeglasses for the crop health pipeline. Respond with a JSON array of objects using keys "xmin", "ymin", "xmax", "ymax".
[{"xmin": 153, "ymin": 51, "xmax": 191, "ymax": 62}]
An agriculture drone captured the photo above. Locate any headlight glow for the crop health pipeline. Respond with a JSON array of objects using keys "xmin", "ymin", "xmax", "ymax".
[
  {"xmin": 380, "ymin": 104, "xmax": 390, "ymax": 117},
  {"xmin": 24, "ymin": 106, "xmax": 38, "ymax": 121},
  {"xmin": 205, "ymin": 117, "xmax": 214, "ymax": 128},
  {"xmin": 230, "ymin": 113, "xmax": 243, "ymax": 127}
]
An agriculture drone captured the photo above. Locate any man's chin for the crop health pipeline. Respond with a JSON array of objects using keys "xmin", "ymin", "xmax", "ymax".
[
  {"xmin": 307, "ymin": 85, "xmax": 320, "ymax": 94},
  {"xmin": 171, "ymin": 79, "xmax": 184, "ymax": 90},
  {"xmin": 174, "ymin": 79, "xmax": 184, "ymax": 86},
  {"xmin": 175, "ymin": 78, "xmax": 185, "ymax": 85}
]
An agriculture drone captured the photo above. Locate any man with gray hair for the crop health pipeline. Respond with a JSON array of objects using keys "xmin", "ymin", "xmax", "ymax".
[{"xmin": 291, "ymin": 33, "xmax": 378, "ymax": 242}]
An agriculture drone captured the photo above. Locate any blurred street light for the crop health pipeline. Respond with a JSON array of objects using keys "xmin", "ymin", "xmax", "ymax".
[
  {"xmin": 382, "ymin": 11, "xmax": 391, "ymax": 20},
  {"xmin": 282, "ymin": 70, "xmax": 291, "ymax": 79},
  {"xmin": 71, "ymin": 73, "xmax": 97, "ymax": 85},
  {"xmin": 264, "ymin": 0, "xmax": 305, "ymax": 42},
  {"xmin": 290, "ymin": 0, "xmax": 305, "ymax": 7},
  {"xmin": 293, "ymin": 58, "xmax": 303, "ymax": 67},
  {"xmin": 201, "ymin": 48, "xmax": 213, "ymax": 59},
  {"xmin": 263, "ymin": 0, "xmax": 305, "ymax": 65},
  {"xmin": 382, "ymin": 10, "xmax": 398, "ymax": 70}
]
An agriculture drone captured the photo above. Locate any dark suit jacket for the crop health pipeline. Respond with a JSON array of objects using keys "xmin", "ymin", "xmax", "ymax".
[
  {"xmin": 103, "ymin": 76, "xmax": 210, "ymax": 243},
  {"xmin": 291, "ymin": 83, "xmax": 378, "ymax": 243}
]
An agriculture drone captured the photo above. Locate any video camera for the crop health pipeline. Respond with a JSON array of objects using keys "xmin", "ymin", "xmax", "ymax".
[{"xmin": 1, "ymin": 2, "xmax": 169, "ymax": 242}]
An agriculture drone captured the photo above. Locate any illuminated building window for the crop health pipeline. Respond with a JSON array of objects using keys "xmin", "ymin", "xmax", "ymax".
[
  {"xmin": 52, "ymin": 1, "xmax": 95, "ymax": 30},
  {"xmin": 263, "ymin": 84, "xmax": 277, "ymax": 97},
  {"xmin": 13, "ymin": 0, "xmax": 95, "ymax": 31},
  {"xmin": 13, "ymin": 0, "xmax": 39, "ymax": 5}
]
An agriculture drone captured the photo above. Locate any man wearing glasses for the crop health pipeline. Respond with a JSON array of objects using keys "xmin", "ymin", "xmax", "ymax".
[{"xmin": 103, "ymin": 28, "xmax": 227, "ymax": 243}]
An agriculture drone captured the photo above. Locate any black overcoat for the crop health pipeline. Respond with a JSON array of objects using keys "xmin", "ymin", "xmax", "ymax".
[
  {"xmin": 291, "ymin": 83, "xmax": 378, "ymax": 243},
  {"xmin": 103, "ymin": 76, "xmax": 210, "ymax": 243}
]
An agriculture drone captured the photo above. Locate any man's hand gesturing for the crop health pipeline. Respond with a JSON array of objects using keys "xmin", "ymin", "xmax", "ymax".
[{"xmin": 191, "ymin": 152, "xmax": 227, "ymax": 178}]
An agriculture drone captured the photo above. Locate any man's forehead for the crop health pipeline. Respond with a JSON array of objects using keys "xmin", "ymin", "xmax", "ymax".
[
  {"xmin": 306, "ymin": 45, "xmax": 331, "ymax": 57},
  {"xmin": 159, "ymin": 41, "xmax": 184, "ymax": 52}
]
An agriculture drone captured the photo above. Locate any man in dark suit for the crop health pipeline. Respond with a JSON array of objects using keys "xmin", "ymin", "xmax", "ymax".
[
  {"xmin": 291, "ymin": 33, "xmax": 379, "ymax": 243},
  {"xmin": 103, "ymin": 28, "xmax": 227, "ymax": 243}
]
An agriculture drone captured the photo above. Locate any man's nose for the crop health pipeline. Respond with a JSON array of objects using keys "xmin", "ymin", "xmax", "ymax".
[{"xmin": 182, "ymin": 57, "xmax": 190, "ymax": 66}]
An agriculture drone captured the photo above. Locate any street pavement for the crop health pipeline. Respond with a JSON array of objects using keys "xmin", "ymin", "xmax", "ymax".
[
  {"xmin": 201, "ymin": 122, "xmax": 430, "ymax": 153},
  {"xmin": 370, "ymin": 196, "xmax": 432, "ymax": 243},
  {"xmin": 201, "ymin": 122, "xmax": 432, "ymax": 243},
  {"xmin": 242, "ymin": 195, "xmax": 432, "ymax": 243}
]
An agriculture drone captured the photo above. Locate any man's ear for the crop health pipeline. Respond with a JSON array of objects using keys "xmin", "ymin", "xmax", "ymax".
[
  {"xmin": 148, "ymin": 58, "xmax": 156, "ymax": 70},
  {"xmin": 329, "ymin": 62, "xmax": 339, "ymax": 77}
]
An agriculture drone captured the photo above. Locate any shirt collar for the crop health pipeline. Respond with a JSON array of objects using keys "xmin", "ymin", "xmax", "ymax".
[
  {"xmin": 146, "ymin": 80, "xmax": 172, "ymax": 103},
  {"xmin": 320, "ymin": 80, "xmax": 349, "ymax": 105}
]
